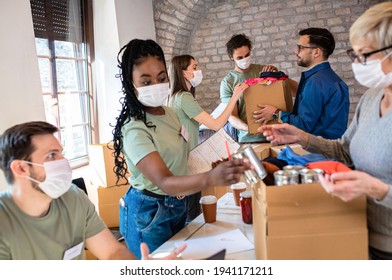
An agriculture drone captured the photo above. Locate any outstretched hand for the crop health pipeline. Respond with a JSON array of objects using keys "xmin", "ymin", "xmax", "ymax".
[
  {"xmin": 257, "ymin": 123, "xmax": 302, "ymax": 146},
  {"xmin": 140, "ymin": 242, "xmax": 187, "ymax": 260},
  {"xmin": 319, "ymin": 171, "xmax": 388, "ymax": 202}
]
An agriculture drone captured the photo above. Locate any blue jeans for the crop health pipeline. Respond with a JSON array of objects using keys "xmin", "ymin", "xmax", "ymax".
[{"xmin": 119, "ymin": 187, "xmax": 187, "ymax": 259}]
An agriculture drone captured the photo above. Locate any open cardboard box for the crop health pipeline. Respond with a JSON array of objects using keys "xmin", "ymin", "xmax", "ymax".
[
  {"xmin": 244, "ymin": 80, "xmax": 293, "ymax": 134},
  {"xmin": 251, "ymin": 145, "xmax": 368, "ymax": 259}
]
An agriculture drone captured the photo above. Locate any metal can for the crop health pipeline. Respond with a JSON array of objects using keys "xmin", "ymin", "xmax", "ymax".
[
  {"xmin": 287, "ymin": 169, "xmax": 300, "ymax": 184},
  {"xmin": 299, "ymin": 168, "xmax": 316, "ymax": 184},
  {"xmin": 237, "ymin": 144, "xmax": 267, "ymax": 180},
  {"xmin": 232, "ymin": 145, "xmax": 267, "ymax": 184},
  {"xmin": 312, "ymin": 168, "xmax": 324, "ymax": 182},
  {"xmin": 240, "ymin": 191, "xmax": 252, "ymax": 224},
  {"xmin": 274, "ymin": 169, "xmax": 299, "ymax": 186},
  {"xmin": 283, "ymin": 165, "xmax": 305, "ymax": 172},
  {"xmin": 232, "ymin": 151, "xmax": 259, "ymax": 184},
  {"xmin": 273, "ymin": 170, "xmax": 290, "ymax": 186}
]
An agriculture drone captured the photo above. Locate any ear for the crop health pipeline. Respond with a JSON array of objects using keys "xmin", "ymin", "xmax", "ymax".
[
  {"xmin": 314, "ymin": 48, "xmax": 323, "ymax": 58},
  {"xmin": 10, "ymin": 160, "xmax": 30, "ymax": 178}
]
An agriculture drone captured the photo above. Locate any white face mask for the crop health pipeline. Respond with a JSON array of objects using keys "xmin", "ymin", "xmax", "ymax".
[
  {"xmin": 136, "ymin": 83, "xmax": 170, "ymax": 107},
  {"xmin": 352, "ymin": 51, "xmax": 392, "ymax": 88},
  {"xmin": 24, "ymin": 158, "xmax": 72, "ymax": 199},
  {"xmin": 189, "ymin": 70, "xmax": 203, "ymax": 87},
  {"xmin": 235, "ymin": 55, "xmax": 252, "ymax": 70}
]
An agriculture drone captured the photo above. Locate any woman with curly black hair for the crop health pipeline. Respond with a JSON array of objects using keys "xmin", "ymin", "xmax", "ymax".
[{"xmin": 112, "ymin": 39, "xmax": 249, "ymax": 259}]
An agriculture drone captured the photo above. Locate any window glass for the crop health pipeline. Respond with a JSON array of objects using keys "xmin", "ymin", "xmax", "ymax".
[{"xmin": 31, "ymin": 0, "xmax": 92, "ymax": 163}]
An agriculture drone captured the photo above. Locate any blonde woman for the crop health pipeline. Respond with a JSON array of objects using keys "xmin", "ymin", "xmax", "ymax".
[{"xmin": 259, "ymin": 2, "xmax": 392, "ymax": 259}]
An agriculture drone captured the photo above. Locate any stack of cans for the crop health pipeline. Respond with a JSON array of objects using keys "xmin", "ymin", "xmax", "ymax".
[{"xmin": 273, "ymin": 165, "xmax": 324, "ymax": 186}]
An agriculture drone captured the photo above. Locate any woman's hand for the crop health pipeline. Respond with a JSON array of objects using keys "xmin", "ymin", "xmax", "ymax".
[
  {"xmin": 232, "ymin": 82, "xmax": 249, "ymax": 101},
  {"xmin": 319, "ymin": 171, "xmax": 389, "ymax": 202},
  {"xmin": 207, "ymin": 158, "xmax": 252, "ymax": 186},
  {"xmin": 257, "ymin": 123, "xmax": 305, "ymax": 146}
]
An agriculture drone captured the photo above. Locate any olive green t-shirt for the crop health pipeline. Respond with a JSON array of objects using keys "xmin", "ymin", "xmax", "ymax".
[
  {"xmin": 170, "ymin": 91, "xmax": 204, "ymax": 150},
  {"xmin": 220, "ymin": 63, "xmax": 267, "ymax": 143},
  {"xmin": 0, "ymin": 185, "xmax": 106, "ymax": 260},
  {"xmin": 121, "ymin": 106, "xmax": 189, "ymax": 195}
]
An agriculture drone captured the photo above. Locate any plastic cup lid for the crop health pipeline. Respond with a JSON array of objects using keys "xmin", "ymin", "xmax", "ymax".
[
  {"xmin": 230, "ymin": 182, "xmax": 247, "ymax": 190},
  {"xmin": 199, "ymin": 195, "xmax": 217, "ymax": 204}
]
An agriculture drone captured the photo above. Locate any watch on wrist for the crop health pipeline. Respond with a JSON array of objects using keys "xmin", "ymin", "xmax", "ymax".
[{"xmin": 272, "ymin": 109, "xmax": 281, "ymax": 120}]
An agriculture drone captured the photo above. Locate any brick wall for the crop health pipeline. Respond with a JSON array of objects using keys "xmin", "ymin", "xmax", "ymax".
[{"xmin": 153, "ymin": 0, "xmax": 384, "ymax": 123}]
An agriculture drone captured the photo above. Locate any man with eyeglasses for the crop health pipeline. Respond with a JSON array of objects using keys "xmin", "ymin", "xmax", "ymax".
[{"xmin": 257, "ymin": 28, "xmax": 349, "ymax": 140}]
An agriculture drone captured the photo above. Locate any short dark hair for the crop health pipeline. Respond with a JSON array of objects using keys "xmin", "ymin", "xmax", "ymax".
[
  {"xmin": 299, "ymin": 28, "xmax": 335, "ymax": 58},
  {"xmin": 226, "ymin": 33, "xmax": 252, "ymax": 59},
  {"xmin": 0, "ymin": 121, "xmax": 58, "ymax": 184}
]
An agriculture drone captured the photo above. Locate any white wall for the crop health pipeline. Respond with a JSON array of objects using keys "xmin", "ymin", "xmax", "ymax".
[
  {"xmin": 93, "ymin": 0, "xmax": 156, "ymax": 143},
  {"xmin": 0, "ymin": 0, "xmax": 156, "ymax": 190},
  {"xmin": 0, "ymin": 1, "xmax": 45, "ymax": 190}
]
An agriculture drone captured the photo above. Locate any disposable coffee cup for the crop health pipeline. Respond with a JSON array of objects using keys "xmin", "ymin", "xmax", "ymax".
[
  {"xmin": 199, "ymin": 195, "xmax": 217, "ymax": 223},
  {"xmin": 230, "ymin": 182, "xmax": 247, "ymax": 206}
]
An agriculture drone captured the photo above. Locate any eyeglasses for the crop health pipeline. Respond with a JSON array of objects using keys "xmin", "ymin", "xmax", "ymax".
[
  {"xmin": 346, "ymin": 45, "xmax": 392, "ymax": 65},
  {"xmin": 297, "ymin": 44, "xmax": 318, "ymax": 52}
]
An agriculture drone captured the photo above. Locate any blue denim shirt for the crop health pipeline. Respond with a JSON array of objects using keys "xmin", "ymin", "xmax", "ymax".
[{"xmin": 280, "ymin": 62, "xmax": 349, "ymax": 139}]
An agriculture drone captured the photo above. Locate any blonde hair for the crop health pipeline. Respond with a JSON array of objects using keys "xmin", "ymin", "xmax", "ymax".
[{"xmin": 350, "ymin": 2, "xmax": 392, "ymax": 52}]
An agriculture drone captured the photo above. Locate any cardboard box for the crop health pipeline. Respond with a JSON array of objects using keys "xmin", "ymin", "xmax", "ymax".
[
  {"xmin": 252, "ymin": 181, "xmax": 368, "ymax": 259},
  {"xmin": 88, "ymin": 143, "xmax": 129, "ymax": 187},
  {"xmin": 244, "ymin": 80, "xmax": 293, "ymax": 134},
  {"xmin": 251, "ymin": 144, "xmax": 368, "ymax": 259},
  {"xmin": 87, "ymin": 184, "xmax": 129, "ymax": 228},
  {"xmin": 201, "ymin": 185, "xmax": 230, "ymax": 200}
]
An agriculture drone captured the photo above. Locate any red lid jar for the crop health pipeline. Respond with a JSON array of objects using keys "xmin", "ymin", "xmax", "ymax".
[{"xmin": 240, "ymin": 191, "xmax": 252, "ymax": 224}]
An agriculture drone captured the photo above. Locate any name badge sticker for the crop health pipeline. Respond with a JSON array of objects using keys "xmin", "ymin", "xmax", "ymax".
[
  {"xmin": 63, "ymin": 241, "xmax": 84, "ymax": 260},
  {"xmin": 181, "ymin": 125, "xmax": 189, "ymax": 143}
]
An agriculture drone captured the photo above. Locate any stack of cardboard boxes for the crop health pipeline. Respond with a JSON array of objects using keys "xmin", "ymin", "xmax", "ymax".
[{"xmin": 87, "ymin": 143, "xmax": 129, "ymax": 229}]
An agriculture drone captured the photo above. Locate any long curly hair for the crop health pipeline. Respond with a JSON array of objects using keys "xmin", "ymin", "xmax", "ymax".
[{"xmin": 112, "ymin": 39, "xmax": 167, "ymax": 183}]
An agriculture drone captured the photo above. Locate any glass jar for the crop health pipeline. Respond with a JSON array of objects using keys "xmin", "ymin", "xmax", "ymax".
[{"xmin": 240, "ymin": 191, "xmax": 252, "ymax": 224}]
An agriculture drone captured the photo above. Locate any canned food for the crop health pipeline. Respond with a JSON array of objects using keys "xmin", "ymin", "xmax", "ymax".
[
  {"xmin": 287, "ymin": 169, "xmax": 300, "ymax": 184},
  {"xmin": 312, "ymin": 168, "xmax": 324, "ymax": 182},
  {"xmin": 274, "ymin": 170, "xmax": 290, "ymax": 186},
  {"xmin": 299, "ymin": 168, "xmax": 316, "ymax": 184},
  {"xmin": 283, "ymin": 165, "xmax": 305, "ymax": 172},
  {"xmin": 274, "ymin": 170, "xmax": 299, "ymax": 186},
  {"xmin": 233, "ymin": 144, "xmax": 267, "ymax": 184},
  {"xmin": 232, "ymin": 152, "xmax": 259, "ymax": 184}
]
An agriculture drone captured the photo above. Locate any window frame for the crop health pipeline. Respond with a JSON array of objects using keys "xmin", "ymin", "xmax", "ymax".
[{"xmin": 31, "ymin": 0, "xmax": 96, "ymax": 168}]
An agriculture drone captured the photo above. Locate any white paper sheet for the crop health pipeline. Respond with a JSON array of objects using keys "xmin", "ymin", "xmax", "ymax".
[
  {"xmin": 187, "ymin": 128, "xmax": 240, "ymax": 175},
  {"xmin": 176, "ymin": 229, "xmax": 254, "ymax": 260}
]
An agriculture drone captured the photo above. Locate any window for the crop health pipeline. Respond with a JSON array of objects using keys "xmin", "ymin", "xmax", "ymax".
[{"xmin": 30, "ymin": 0, "xmax": 93, "ymax": 165}]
